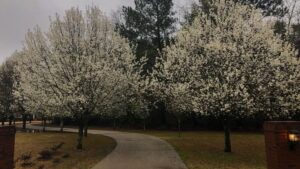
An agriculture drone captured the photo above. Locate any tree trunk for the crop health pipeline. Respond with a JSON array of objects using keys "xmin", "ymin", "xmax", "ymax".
[
  {"xmin": 143, "ymin": 118, "xmax": 146, "ymax": 131},
  {"xmin": 42, "ymin": 118, "xmax": 46, "ymax": 132},
  {"xmin": 22, "ymin": 114, "xmax": 27, "ymax": 130},
  {"xmin": 224, "ymin": 121, "xmax": 232, "ymax": 153},
  {"xmin": 77, "ymin": 122, "xmax": 84, "ymax": 150},
  {"xmin": 161, "ymin": 103, "xmax": 168, "ymax": 128},
  {"xmin": 60, "ymin": 117, "xmax": 64, "ymax": 132},
  {"xmin": 1, "ymin": 119, "xmax": 4, "ymax": 126},
  {"xmin": 8, "ymin": 115, "xmax": 13, "ymax": 125},
  {"xmin": 178, "ymin": 119, "xmax": 181, "ymax": 138},
  {"xmin": 84, "ymin": 118, "xmax": 88, "ymax": 137},
  {"xmin": 113, "ymin": 118, "xmax": 117, "ymax": 130}
]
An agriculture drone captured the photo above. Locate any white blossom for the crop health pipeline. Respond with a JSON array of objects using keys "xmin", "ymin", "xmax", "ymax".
[{"xmin": 155, "ymin": 0, "xmax": 298, "ymax": 121}]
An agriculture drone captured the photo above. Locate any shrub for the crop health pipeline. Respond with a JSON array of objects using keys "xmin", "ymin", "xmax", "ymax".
[
  {"xmin": 19, "ymin": 152, "xmax": 34, "ymax": 167},
  {"xmin": 19, "ymin": 152, "xmax": 32, "ymax": 162},
  {"xmin": 38, "ymin": 149, "xmax": 53, "ymax": 160},
  {"xmin": 20, "ymin": 161, "xmax": 34, "ymax": 168}
]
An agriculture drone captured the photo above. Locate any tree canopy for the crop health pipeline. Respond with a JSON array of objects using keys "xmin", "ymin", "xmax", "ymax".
[
  {"xmin": 155, "ymin": 0, "xmax": 299, "ymax": 152},
  {"xmin": 14, "ymin": 7, "xmax": 140, "ymax": 149},
  {"xmin": 184, "ymin": 0, "xmax": 287, "ymax": 25},
  {"xmin": 116, "ymin": 0, "xmax": 177, "ymax": 72}
]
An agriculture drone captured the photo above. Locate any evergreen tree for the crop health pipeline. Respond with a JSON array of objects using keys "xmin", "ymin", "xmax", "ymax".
[
  {"xmin": 236, "ymin": 0, "xmax": 287, "ymax": 16},
  {"xmin": 184, "ymin": 0, "xmax": 287, "ymax": 25},
  {"xmin": 116, "ymin": 0, "xmax": 176, "ymax": 72}
]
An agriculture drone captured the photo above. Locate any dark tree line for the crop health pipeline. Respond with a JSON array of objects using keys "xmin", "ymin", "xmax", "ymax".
[{"xmin": 185, "ymin": 0, "xmax": 287, "ymax": 25}]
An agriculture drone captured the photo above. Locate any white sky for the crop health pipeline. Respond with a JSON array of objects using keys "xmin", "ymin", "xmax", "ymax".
[{"xmin": 0, "ymin": 0, "xmax": 193, "ymax": 63}]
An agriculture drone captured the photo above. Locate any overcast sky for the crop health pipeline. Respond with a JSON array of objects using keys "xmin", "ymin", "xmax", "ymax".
[{"xmin": 0, "ymin": 0, "xmax": 193, "ymax": 63}]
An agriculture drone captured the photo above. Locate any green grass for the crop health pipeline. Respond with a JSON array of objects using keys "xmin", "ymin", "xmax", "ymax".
[
  {"xmin": 140, "ymin": 130, "xmax": 266, "ymax": 169},
  {"xmin": 15, "ymin": 132, "xmax": 116, "ymax": 169}
]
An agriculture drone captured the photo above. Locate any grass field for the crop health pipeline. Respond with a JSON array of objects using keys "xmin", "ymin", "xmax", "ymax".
[
  {"xmin": 15, "ymin": 132, "xmax": 116, "ymax": 169},
  {"xmin": 142, "ymin": 131, "xmax": 266, "ymax": 169}
]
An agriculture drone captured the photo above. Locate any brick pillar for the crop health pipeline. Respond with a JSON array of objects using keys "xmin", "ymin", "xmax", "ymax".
[
  {"xmin": 264, "ymin": 121, "xmax": 300, "ymax": 169},
  {"xmin": 0, "ymin": 126, "xmax": 16, "ymax": 169}
]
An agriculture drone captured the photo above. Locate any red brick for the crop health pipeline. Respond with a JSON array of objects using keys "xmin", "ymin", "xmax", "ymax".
[
  {"xmin": 264, "ymin": 121, "xmax": 300, "ymax": 169},
  {"xmin": 0, "ymin": 126, "xmax": 16, "ymax": 169}
]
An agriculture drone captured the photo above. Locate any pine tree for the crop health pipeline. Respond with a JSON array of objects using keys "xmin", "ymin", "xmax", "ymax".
[
  {"xmin": 116, "ymin": 0, "xmax": 176, "ymax": 73},
  {"xmin": 184, "ymin": 0, "xmax": 287, "ymax": 25}
]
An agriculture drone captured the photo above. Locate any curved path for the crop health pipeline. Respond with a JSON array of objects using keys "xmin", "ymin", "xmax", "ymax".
[{"xmin": 26, "ymin": 125, "xmax": 187, "ymax": 169}]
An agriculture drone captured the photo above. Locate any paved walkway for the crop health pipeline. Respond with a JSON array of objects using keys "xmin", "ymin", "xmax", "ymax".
[{"xmin": 26, "ymin": 125, "xmax": 187, "ymax": 169}]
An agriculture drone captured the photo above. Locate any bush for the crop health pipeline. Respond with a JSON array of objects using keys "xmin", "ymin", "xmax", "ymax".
[
  {"xmin": 38, "ymin": 149, "xmax": 53, "ymax": 160},
  {"xmin": 19, "ymin": 152, "xmax": 32, "ymax": 162},
  {"xmin": 20, "ymin": 161, "xmax": 34, "ymax": 168},
  {"xmin": 19, "ymin": 152, "xmax": 34, "ymax": 167}
]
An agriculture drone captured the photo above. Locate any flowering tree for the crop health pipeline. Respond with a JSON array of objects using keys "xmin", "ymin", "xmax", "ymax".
[
  {"xmin": 128, "ymin": 93, "xmax": 150, "ymax": 130},
  {"xmin": 0, "ymin": 104, "xmax": 4, "ymax": 125},
  {"xmin": 17, "ymin": 83, "xmax": 56, "ymax": 131},
  {"xmin": 0, "ymin": 57, "xmax": 15, "ymax": 125},
  {"xmin": 156, "ymin": 0, "xmax": 297, "ymax": 152},
  {"xmin": 103, "ymin": 96, "xmax": 127, "ymax": 130},
  {"xmin": 0, "ymin": 52, "xmax": 27, "ymax": 126},
  {"xmin": 152, "ymin": 54, "xmax": 194, "ymax": 136},
  {"xmin": 0, "ymin": 83, "xmax": 5, "ymax": 125},
  {"xmin": 16, "ymin": 7, "xmax": 136, "ymax": 149},
  {"xmin": 129, "ymin": 71, "xmax": 153, "ymax": 130},
  {"xmin": 150, "ymin": 67, "xmax": 193, "ymax": 136},
  {"xmin": 102, "ymin": 60, "xmax": 151, "ymax": 130},
  {"xmin": 274, "ymin": 55, "xmax": 300, "ymax": 119},
  {"xmin": 10, "ymin": 52, "xmax": 44, "ymax": 129},
  {"xmin": 0, "ymin": 51, "xmax": 35, "ymax": 129}
]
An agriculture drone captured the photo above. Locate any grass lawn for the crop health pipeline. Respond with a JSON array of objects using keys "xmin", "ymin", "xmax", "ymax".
[
  {"xmin": 14, "ymin": 131, "xmax": 116, "ymax": 169},
  {"xmin": 141, "ymin": 130, "xmax": 266, "ymax": 169},
  {"xmin": 30, "ymin": 123, "xmax": 266, "ymax": 169}
]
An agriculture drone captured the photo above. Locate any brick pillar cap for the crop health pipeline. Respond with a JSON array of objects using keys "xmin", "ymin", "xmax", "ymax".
[
  {"xmin": 0, "ymin": 126, "xmax": 16, "ymax": 136},
  {"xmin": 264, "ymin": 121, "xmax": 300, "ymax": 131}
]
